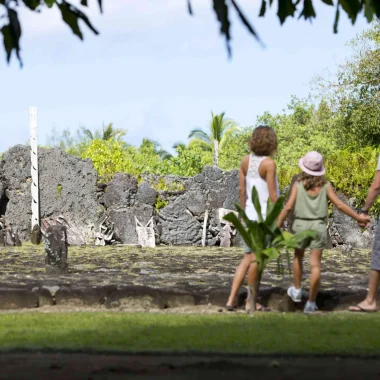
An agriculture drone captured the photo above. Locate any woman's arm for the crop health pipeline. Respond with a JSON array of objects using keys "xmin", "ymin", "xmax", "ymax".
[
  {"xmin": 327, "ymin": 184, "xmax": 370, "ymax": 225},
  {"xmin": 239, "ymin": 156, "xmax": 249, "ymax": 210},
  {"xmin": 277, "ymin": 183, "xmax": 298, "ymax": 228},
  {"xmin": 261, "ymin": 158, "xmax": 278, "ymax": 203}
]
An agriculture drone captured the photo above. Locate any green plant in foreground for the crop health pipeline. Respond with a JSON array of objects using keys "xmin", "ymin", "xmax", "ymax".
[{"xmin": 224, "ymin": 187, "xmax": 316, "ymax": 314}]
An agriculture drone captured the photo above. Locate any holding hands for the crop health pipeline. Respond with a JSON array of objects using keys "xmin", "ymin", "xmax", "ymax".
[{"xmin": 358, "ymin": 212, "xmax": 371, "ymax": 228}]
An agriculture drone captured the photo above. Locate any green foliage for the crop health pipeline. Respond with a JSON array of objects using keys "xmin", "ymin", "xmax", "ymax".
[
  {"xmin": 83, "ymin": 123, "xmax": 127, "ymax": 142},
  {"xmin": 82, "ymin": 139, "xmax": 128, "ymax": 183},
  {"xmin": 188, "ymin": 111, "xmax": 240, "ymax": 167},
  {"xmin": 224, "ymin": 186, "xmax": 316, "ymax": 277},
  {"xmin": 224, "ymin": 186, "xmax": 316, "ymax": 313},
  {"xmin": 315, "ymin": 21, "xmax": 380, "ymax": 149},
  {"xmin": 56, "ymin": 184, "xmax": 63, "ymax": 197},
  {"xmin": 218, "ymin": 127, "xmax": 250, "ymax": 171},
  {"xmin": 188, "ymin": 0, "xmax": 380, "ymax": 58},
  {"xmin": 2, "ymin": 1, "xmax": 379, "ymax": 65},
  {"xmin": 1, "ymin": 0, "xmax": 102, "ymax": 65},
  {"xmin": 155, "ymin": 196, "xmax": 168, "ymax": 211},
  {"xmin": 325, "ymin": 147, "xmax": 380, "ymax": 214},
  {"xmin": 152, "ymin": 178, "xmax": 184, "ymax": 192}
]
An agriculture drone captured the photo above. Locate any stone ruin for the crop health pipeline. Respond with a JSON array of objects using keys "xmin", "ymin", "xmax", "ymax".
[{"xmin": 0, "ymin": 144, "xmax": 376, "ymax": 249}]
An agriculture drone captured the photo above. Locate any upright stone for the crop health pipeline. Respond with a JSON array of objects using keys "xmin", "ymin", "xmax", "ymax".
[
  {"xmin": 30, "ymin": 224, "xmax": 42, "ymax": 245},
  {"xmin": 44, "ymin": 225, "xmax": 68, "ymax": 273}
]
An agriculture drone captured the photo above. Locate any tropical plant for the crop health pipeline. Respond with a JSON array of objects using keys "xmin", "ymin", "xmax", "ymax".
[
  {"xmin": 224, "ymin": 187, "xmax": 316, "ymax": 314},
  {"xmin": 82, "ymin": 123, "xmax": 127, "ymax": 142},
  {"xmin": 189, "ymin": 111, "xmax": 240, "ymax": 167},
  {"xmin": 140, "ymin": 139, "xmax": 172, "ymax": 160}
]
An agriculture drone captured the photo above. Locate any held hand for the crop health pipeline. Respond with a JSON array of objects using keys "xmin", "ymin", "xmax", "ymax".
[{"xmin": 358, "ymin": 213, "xmax": 371, "ymax": 228}]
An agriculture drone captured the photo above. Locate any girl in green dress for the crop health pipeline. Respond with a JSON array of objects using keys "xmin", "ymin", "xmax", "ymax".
[{"xmin": 277, "ymin": 151, "xmax": 370, "ymax": 313}]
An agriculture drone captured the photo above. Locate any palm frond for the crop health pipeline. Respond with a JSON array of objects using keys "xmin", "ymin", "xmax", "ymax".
[
  {"xmin": 102, "ymin": 123, "xmax": 114, "ymax": 140},
  {"xmin": 82, "ymin": 128, "xmax": 94, "ymax": 140},
  {"xmin": 173, "ymin": 141, "xmax": 187, "ymax": 150},
  {"xmin": 188, "ymin": 138, "xmax": 213, "ymax": 151},
  {"xmin": 188, "ymin": 128, "xmax": 211, "ymax": 144},
  {"xmin": 158, "ymin": 149, "xmax": 172, "ymax": 160},
  {"xmin": 219, "ymin": 123, "xmax": 242, "ymax": 149}
]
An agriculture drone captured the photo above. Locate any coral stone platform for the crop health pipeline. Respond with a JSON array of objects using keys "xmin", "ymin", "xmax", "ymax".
[{"xmin": 0, "ymin": 244, "xmax": 373, "ymax": 312}]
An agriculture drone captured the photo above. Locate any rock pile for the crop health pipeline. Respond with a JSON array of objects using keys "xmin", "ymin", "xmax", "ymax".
[{"xmin": 0, "ymin": 145, "xmax": 376, "ymax": 248}]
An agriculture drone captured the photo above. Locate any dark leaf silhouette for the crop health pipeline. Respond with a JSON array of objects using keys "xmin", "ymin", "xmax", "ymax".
[{"xmin": 1, "ymin": 0, "xmax": 380, "ymax": 65}]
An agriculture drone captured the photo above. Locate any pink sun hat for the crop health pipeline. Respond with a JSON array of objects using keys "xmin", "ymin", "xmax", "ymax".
[{"xmin": 298, "ymin": 151, "xmax": 326, "ymax": 176}]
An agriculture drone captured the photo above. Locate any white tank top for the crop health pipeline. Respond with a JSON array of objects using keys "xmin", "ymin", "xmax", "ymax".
[{"xmin": 245, "ymin": 154, "xmax": 279, "ymax": 221}]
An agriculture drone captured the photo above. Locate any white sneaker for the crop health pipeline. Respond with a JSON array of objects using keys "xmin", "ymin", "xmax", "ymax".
[
  {"xmin": 287, "ymin": 286, "xmax": 302, "ymax": 303},
  {"xmin": 304, "ymin": 301, "xmax": 318, "ymax": 314}
]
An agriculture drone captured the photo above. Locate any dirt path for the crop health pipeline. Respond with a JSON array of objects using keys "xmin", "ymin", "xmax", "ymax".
[{"xmin": 2, "ymin": 353, "xmax": 380, "ymax": 379}]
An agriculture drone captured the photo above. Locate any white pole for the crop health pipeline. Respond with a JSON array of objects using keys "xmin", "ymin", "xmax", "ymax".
[{"xmin": 30, "ymin": 107, "xmax": 40, "ymax": 230}]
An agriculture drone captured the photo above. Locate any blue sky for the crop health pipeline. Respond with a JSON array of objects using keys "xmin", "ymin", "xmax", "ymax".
[{"xmin": 0, "ymin": 0, "xmax": 369, "ymax": 153}]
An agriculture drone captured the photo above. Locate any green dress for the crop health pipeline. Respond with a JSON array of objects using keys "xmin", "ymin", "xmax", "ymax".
[{"xmin": 292, "ymin": 181, "xmax": 329, "ymax": 250}]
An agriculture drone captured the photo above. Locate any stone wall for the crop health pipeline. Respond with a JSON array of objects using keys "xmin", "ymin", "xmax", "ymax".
[
  {"xmin": 0, "ymin": 145, "xmax": 101, "ymax": 242},
  {"xmin": 0, "ymin": 145, "xmax": 376, "ymax": 248},
  {"xmin": 100, "ymin": 166, "xmax": 239, "ymax": 246}
]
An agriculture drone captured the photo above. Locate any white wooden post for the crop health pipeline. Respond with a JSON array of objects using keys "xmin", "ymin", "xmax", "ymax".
[{"xmin": 30, "ymin": 107, "xmax": 40, "ymax": 230}]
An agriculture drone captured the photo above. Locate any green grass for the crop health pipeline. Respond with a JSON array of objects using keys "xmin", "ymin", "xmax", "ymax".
[{"xmin": 1, "ymin": 312, "xmax": 380, "ymax": 354}]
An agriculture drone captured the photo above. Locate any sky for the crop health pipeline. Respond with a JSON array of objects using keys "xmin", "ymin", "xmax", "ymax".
[{"xmin": 0, "ymin": 0, "xmax": 370, "ymax": 153}]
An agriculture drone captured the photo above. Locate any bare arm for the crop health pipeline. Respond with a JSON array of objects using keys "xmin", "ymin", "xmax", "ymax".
[
  {"xmin": 362, "ymin": 171, "xmax": 380, "ymax": 212},
  {"xmin": 277, "ymin": 183, "xmax": 298, "ymax": 228},
  {"xmin": 260, "ymin": 158, "xmax": 278, "ymax": 203},
  {"xmin": 327, "ymin": 184, "xmax": 370, "ymax": 224},
  {"xmin": 239, "ymin": 156, "xmax": 248, "ymax": 210}
]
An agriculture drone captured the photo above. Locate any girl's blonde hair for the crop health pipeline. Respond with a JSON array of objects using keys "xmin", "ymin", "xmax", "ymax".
[
  {"xmin": 298, "ymin": 172, "xmax": 327, "ymax": 191},
  {"xmin": 249, "ymin": 126, "xmax": 277, "ymax": 156}
]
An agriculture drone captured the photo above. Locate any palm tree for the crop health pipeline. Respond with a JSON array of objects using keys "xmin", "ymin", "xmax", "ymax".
[
  {"xmin": 188, "ymin": 112, "xmax": 240, "ymax": 166},
  {"xmin": 140, "ymin": 138, "xmax": 172, "ymax": 160},
  {"xmin": 82, "ymin": 123, "xmax": 127, "ymax": 141}
]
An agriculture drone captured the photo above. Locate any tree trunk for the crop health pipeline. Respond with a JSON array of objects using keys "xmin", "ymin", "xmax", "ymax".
[{"xmin": 213, "ymin": 139, "xmax": 219, "ymax": 166}]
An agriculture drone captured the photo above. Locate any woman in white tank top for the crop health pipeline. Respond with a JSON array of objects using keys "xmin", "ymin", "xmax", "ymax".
[{"xmin": 226, "ymin": 126, "xmax": 279, "ymax": 312}]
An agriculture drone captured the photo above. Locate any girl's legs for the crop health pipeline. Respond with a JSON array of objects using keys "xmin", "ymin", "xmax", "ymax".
[
  {"xmin": 287, "ymin": 249, "xmax": 305, "ymax": 303},
  {"xmin": 309, "ymin": 249, "xmax": 323, "ymax": 302},
  {"xmin": 226, "ymin": 253, "xmax": 254, "ymax": 307},
  {"xmin": 293, "ymin": 249, "xmax": 305, "ymax": 289}
]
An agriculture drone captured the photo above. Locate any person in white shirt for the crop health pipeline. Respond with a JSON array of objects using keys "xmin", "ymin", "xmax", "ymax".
[{"xmin": 226, "ymin": 126, "xmax": 279, "ymax": 312}]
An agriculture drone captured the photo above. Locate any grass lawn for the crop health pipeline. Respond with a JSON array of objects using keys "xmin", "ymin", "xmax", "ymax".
[{"xmin": 0, "ymin": 312, "xmax": 379, "ymax": 355}]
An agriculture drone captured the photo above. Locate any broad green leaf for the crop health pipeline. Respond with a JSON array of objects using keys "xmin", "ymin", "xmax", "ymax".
[
  {"xmin": 248, "ymin": 221, "xmax": 265, "ymax": 253},
  {"xmin": 321, "ymin": 0, "xmax": 334, "ymax": 5},
  {"xmin": 265, "ymin": 195, "xmax": 285, "ymax": 229},
  {"xmin": 262, "ymin": 247, "xmax": 280, "ymax": 261},
  {"xmin": 251, "ymin": 187, "xmax": 263, "ymax": 222},
  {"xmin": 258, "ymin": 222, "xmax": 277, "ymax": 248},
  {"xmin": 223, "ymin": 212, "xmax": 254, "ymax": 251},
  {"xmin": 234, "ymin": 203, "xmax": 255, "ymax": 229}
]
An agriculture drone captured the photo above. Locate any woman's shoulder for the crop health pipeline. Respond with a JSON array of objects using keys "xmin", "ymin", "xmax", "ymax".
[{"xmin": 260, "ymin": 156, "xmax": 276, "ymax": 168}]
